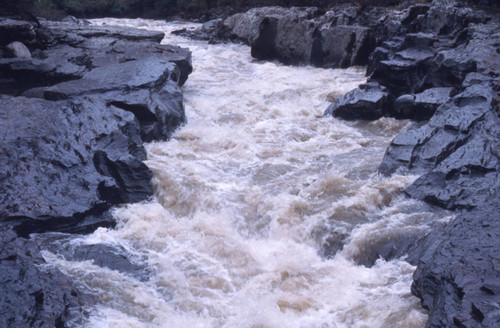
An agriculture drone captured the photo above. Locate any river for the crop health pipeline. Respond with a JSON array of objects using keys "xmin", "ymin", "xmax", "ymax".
[{"xmin": 39, "ymin": 18, "xmax": 451, "ymax": 328}]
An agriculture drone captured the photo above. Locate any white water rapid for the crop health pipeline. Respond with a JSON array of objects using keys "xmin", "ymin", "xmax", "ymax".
[{"xmin": 39, "ymin": 19, "xmax": 452, "ymax": 328}]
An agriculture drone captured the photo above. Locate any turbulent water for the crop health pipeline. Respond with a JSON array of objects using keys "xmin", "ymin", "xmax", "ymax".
[{"xmin": 38, "ymin": 19, "xmax": 452, "ymax": 327}]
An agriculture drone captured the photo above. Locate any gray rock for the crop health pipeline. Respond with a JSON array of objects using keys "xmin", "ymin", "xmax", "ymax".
[
  {"xmin": 408, "ymin": 203, "xmax": 500, "ymax": 328},
  {"xmin": 380, "ymin": 82, "xmax": 499, "ymax": 210},
  {"xmin": 0, "ymin": 18, "xmax": 36, "ymax": 47},
  {"xmin": 412, "ymin": 87, "xmax": 454, "ymax": 120},
  {"xmin": 324, "ymin": 82, "xmax": 390, "ymax": 120},
  {"xmin": 5, "ymin": 41, "xmax": 31, "ymax": 58},
  {"xmin": 0, "ymin": 95, "xmax": 151, "ymax": 236},
  {"xmin": 393, "ymin": 94, "xmax": 416, "ymax": 117},
  {"xmin": 0, "ymin": 225, "xmax": 95, "ymax": 327}
]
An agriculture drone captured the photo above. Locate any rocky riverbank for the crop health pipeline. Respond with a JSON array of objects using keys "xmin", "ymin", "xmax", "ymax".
[
  {"xmin": 0, "ymin": 13, "xmax": 191, "ymax": 326},
  {"xmin": 192, "ymin": 0, "xmax": 500, "ymax": 326}
]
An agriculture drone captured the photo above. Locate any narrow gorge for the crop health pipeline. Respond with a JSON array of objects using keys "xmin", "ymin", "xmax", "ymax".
[{"xmin": 0, "ymin": 1, "xmax": 499, "ymax": 327}]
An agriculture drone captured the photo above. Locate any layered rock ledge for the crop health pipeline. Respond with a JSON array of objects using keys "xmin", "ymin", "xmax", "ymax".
[
  {"xmin": 0, "ymin": 15, "xmax": 191, "ymax": 326},
  {"xmin": 198, "ymin": 1, "xmax": 500, "ymax": 327}
]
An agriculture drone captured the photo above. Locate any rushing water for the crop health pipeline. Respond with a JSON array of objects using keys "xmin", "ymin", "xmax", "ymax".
[{"xmin": 37, "ymin": 19, "xmax": 453, "ymax": 327}]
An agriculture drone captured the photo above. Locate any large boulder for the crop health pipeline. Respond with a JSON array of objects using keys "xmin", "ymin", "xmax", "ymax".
[
  {"xmin": 324, "ymin": 82, "xmax": 390, "ymax": 120},
  {"xmin": 5, "ymin": 41, "xmax": 31, "ymax": 58}
]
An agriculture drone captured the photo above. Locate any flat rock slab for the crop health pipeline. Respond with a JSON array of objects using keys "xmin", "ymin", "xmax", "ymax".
[{"xmin": 43, "ymin": 59, "xmax": 179, "ymax": 100}]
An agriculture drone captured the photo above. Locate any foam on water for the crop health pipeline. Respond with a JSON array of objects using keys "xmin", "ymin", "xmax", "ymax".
[{"xmin": 38, "ymin": 18, "xmax": 453, "ymax": 327}]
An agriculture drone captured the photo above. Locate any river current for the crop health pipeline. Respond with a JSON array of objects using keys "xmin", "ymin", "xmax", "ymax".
[{"xmin": 39, "ymin": 19, "xmax": 451, "ymax": 327}]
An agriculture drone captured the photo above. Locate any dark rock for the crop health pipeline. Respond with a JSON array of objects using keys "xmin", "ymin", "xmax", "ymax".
[
  {"xmin": 409, "ymin": 202, "xmax": 500, "ymax": 328},
  {"xmin": 5, "ymin": 41, "xmax": 31, "ymax": 58},
  {"xmin": 222, "ymin": 7, "xmax": 290, "ymax": 44},
  {"xmin": 0, "ymin": 15, "xmax": 192, "ymax": 328},
  {"xmin": 393, "ymin": 94, "xmax": 416, "ymax": 117},
  {"xmin": 324, "ymin": 82, "xmax": 390, "ymax": 120},
  {"xmin": 0, "ymin": 57, "xmax": 84, "ymax": 95},
  {"xmin": 42, "ymin": 59, "xmax": 179, "ymax": 100},
  {"xmin": 73, "ymin": 244, "xmax": 149, "ymax": 281},
  {"xmin": 412, "ymin": 87, "xmax": 454, "ymax": 120},
  {"xmin": 251, "ymin": 16, "xmax": 279, "ymax": 60},
  {"xmin": 0, "ymin": 18, "xmax": 36, "ymax": 47},
  {"xmin": 31, "ymin": 233, "xmax": 150, "ymax": 282},
  {"xmin": 370, "ymin": 48, "xmax": 435, "ymax": 95},
  {"xmin": 0, "ymin": 18, "xmax": 191, "ymax": 236},
  {"xmin": 318, "ymin": 25, "xmax": 375, "ymax": 68},
  {"xmin": 0, "ymin": 225, "xmax": 95, "ymax": 327},
  {"xmin": 393, "ymin": 87, "xmax": 454, "ymax": 120},
  {"xmin": 380, "ymin": 82, "xmax": 499, "ymax": 210},
  {"xmin": 0, "ymin": 95, "xmax": 152, "ymax": 237}
]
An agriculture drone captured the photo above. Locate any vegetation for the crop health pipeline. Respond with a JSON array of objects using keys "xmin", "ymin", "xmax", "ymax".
[{"xmin": 13, "ymin": 0, "xmax": 407, "ymax": 19}]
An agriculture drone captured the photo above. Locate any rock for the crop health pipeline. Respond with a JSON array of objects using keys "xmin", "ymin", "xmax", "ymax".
[
  {"xmin": 380, "ymin": 82, "xmax": 499, "ymax": 210},
  {"xmin": 324, "ymin": 82, "xmax": 390, "ymax": 120},
  {"xmin": 392, "ymin": 87, "xmax": 454, "ymax": 120},
  {"xmin": 73, "ymin": 244, "xmax": 149, "ymax": 281},
  {"xmin": 318, "ymin": 25, "xmax": 375, "ymax": 68},
  {"xmin": 209, "ymin": 6, "xmax": 384, "ymax": 68},
  {"xmin": 0, "ymin": 225, "xmax": 95, "ymax": 327},
  {"xmin": 5, "ymin": 41, "xmax": 31, "ymax": 58},
  {"xmin": 43, "ymin": 59, "xmax": 179, "ymax": 100},
  {"xmin": 32, "ymin": 233, "xmax": 150, "ymax": 282},
  {"xmin": 0, "ymin": 15, "xmax": 192, "ymax": 328},
  {"xmin": 222, "ymin": 7, "xmax": 289, "ymax": 44},
  {"xmin": 370, "ymin": 48, "xmax": 435, "ymax": 95},
  {"xmin": 393, "ymin": 94, "xmax": 415, "ymax": 117},
  {"xmin": 0, "ymin": 95, "xmax": 151, "ymax": 236},
  {"xmin": 0, "ymin": 18, "xmax": 36, "ymax": 47},
  {"xmin": 0, "ymin": 18, "xmax": 191, "ymax": 235},
  {"xmin": 412, "ymin": 87, "xmax": 454, "ymax": 120},
  {"xmin": 408, "ymin": 203, "xmax": 500, "ymax": 328},
  {"xmin": 0, "ymin": 56, "xmax": 84, "ymax": 95}
]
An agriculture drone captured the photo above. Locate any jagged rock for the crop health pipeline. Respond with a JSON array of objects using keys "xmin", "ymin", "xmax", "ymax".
[
  {"xmin": 324, "ymin": 82, "xmax": 390, "ymax": 120},
  {"xmin": 0, "ymin": 18, "xmax": 36, "ymax": 47},
  {"xmin": 0, "ymin": 95, "xmax": 152, "ymax": 236},
  {"xmin": 5, "ymin": 41, "xmax": 31, "ymax": 58},
  {"xmin": 408, "ymin": 202, "xmax": 500, "ymax": 328},
  {"xmin": 222, "ymin": 6, "xmax": 290, "ymax": 44},
  {"xmin": 0, "ymin": 15, "xmax": 193, "ymax": 328},
  {"xmin": 393, "ymin": 87, "xmax": 454, "ymax": 120},
  {"xmin": 0, "ymin": 225, "xmax": 94, "ymax": 327},
  {"xmin": 380, "ymin": 82, "xmax": 499, "ymax": 210},
  {"xmin": 318, "ymin": 25, "xmax": 375, "ymax": 68},
  {"xmin": 370, "ymin": 48, "xmax": 435, "ymax": 95}
]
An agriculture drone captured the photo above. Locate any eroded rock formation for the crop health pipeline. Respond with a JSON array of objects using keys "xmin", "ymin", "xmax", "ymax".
[{"xmin": 0, "ymin": 15, "xmax": 191, "ymax": 326}]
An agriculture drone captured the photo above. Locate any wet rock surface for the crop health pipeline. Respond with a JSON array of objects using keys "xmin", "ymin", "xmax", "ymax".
[
  {"xmin": 408, "ymin": 201, "xmax": 500, "ymax": 328},
  {"xmin": 325, "ymin": 82, "xmax": 389, "ymax": 120},
  {"xmin": 0, "ymin": 225, "xmax": 95, "ymax": 327},
  {"xmin": 0, "ymin": 16, "xmax": 191, "ymax": 326},
  {"xmin": 32, "ymin": 233, "xmax": 151, "ymax": 282}
]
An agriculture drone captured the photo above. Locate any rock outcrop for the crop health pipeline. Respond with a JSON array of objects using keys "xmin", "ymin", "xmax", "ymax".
[
  {"xmin": 0, "ymin": 225, "xmax": 96, "ymax": 327},
  {"xmin": 0, "ymin": 16, "xmax": 192, "ymax": 326}
]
